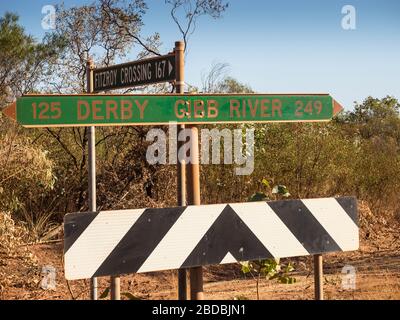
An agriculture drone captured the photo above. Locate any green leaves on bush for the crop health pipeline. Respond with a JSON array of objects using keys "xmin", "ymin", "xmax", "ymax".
[
  {"xmin": 121, "ymin": 292, "xmax": 141, "ymax": 300},
  {"xmin": 99, "ymin": 287, "xmax": 110, "ymax": 299},
  {"xmin": 272, "ymin": 185, "xmax": 290, "ymax": 197},
  {"xmin": 247, "ymin": 192, "xmax": 268, "ymax": 202},
  {"xmin": 240, "ymin": 259, "xmax": 296, "ymax": 284},
  {"xmin": 98, "ymin": 287, "xmax": 141, "ymax": 300},
  {"xmin": 248, "ymin": 179, "xmax": 291, "ymax": 202}
]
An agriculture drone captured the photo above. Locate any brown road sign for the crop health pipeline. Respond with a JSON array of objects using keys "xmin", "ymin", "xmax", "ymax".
[{"xmin": 93, "ymin": 54, "xmax": 176, "ymax": 92}]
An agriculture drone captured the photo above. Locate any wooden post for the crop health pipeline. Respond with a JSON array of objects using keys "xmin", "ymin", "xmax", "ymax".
[
  {"xmin": 175, "ymin": 41, "xmax": 188, "ymax": 300},
  {"xmin": 186, "ymin": 124, "xmax": 204, "ymax": 300},
  {"xmin": 110, "ymin": 275, "xmax": 120, "ymax": 300},
  {"xmin": 171, "ymin": 41, "xmax": 204, "ymax": 301},
  {"xmin": 86, "ymin": 59, "xmax": 98, "ymax": 300},
  {"xmin": 314, "ymin": 254, "xmax": 324, "ymax": 300}
]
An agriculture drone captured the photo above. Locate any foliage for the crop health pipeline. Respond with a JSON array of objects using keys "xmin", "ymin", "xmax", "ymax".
[
  {"xmin": 248, "ymin": 178, "xmax": 290, "ymax": 201},
  {"xmin": 1, "ymin": 4, "xmax": 400, "ymax": 252},
  {"xmin": 0, "ymin": 12, "xmax": 65, "ymax": 107},
  {"xmin": 217, "ymin": 77, "xmax": 254, "ymax": 94},
  {"xmin": 99, "ymin": 287, "xmax": 110, "ymax": 299},
  {"xmin": 52, "ymin": 0, "xmax": 155, "ymax": 93},
  {"xmin": 0, "ymin": 1, "xmax": 231, "ymax": 236},
  {"xmin": 0, "ymin": 118, "xmax": 55, "ymax": 239},
  {"xmin": 121, "ymin": 291, "xmax": 141, "ymax": 300},
  {"xmin": 347, "ymin": 96, "xmax": 400, "ymax": 125},
  {"xmin": 240, "ymin": 259, "xmax": 296, "ymax": 284},
  {"xmin": 201, "ymin": 62, "xmax": 253, "ymax": 93},
  {"xmin": 201, "ymin": 95, "xmax": 400, "ymax": 219},
  {"xmin": 99, "ymin": 286, "xmax": 141, "ymax": 300}
]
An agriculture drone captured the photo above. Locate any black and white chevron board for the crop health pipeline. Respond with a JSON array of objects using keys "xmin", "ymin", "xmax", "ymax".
[{"xmin": 64, "ymin": 197, "xmax": 358, "ymax": 280}]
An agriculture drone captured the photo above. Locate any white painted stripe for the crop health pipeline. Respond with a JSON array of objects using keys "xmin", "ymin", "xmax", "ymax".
[
  {"xmin": 230, "ymin": 202, "xmax": 309, "ymax": 258},
  {"xmin": 220, "ymin": 252, "xmax": 237, "ymax": 264},
  {"xmin": 302, "ymin": 198, "xmax": 359, "ymax": 251},
  {"xmin": 137, "ymin": 204, "xmax": 225, "ymax": 273},
  {"xmin": 64, "ymin": 209, "xmax": 144, "ymax": 280}
]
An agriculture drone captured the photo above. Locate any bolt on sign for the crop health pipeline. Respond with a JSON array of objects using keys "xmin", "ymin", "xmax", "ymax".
[
  {"xmin": 2, "ymin": 94, "xmax": 343, "ymax": 128},
  {"xmin": 63, "ymin": 197, "xmax": 358, "ymax": 280},
  {"xmin": 93, "ymin": 54, "xmax": 176, "ymax": 92}
]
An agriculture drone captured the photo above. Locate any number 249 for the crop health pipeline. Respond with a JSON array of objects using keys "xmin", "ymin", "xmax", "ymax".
[
  {"xmin": 32, "ymin": 102, "xmax": 61, "ymax": 119},
  {"xmin": 295, "ymin": 100, "xmax": 323, "ymax": 116}
]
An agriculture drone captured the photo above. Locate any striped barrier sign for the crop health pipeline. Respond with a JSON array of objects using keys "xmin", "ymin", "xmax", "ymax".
[{"xmin": 64, "ymin": 197, "xmax": 358, "ymax": 280}]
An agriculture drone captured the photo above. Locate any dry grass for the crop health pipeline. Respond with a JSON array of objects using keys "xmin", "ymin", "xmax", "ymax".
[{"xmin": 0, "ymin": 211, "xmax": 40, "ymax": 297}]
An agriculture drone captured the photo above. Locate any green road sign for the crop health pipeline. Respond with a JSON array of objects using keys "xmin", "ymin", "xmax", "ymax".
[{"xmin": 2, "ymin": 94, "xmax": 343, "ymax": 128}]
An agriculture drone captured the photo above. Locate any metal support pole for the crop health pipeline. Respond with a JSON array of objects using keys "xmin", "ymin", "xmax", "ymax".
[
  {"xmin": 175, "ymin": 41, "xmax": 188, "ymax": 300},
  {"xmin": 314, "ymin": 254, "xmax": 324, "ymax": 300},
  {"xmin": 86, "ymin": 59, "xmax": 98, "ymax": 300},
  {"xmin": 186, "ymin": 125, "xmax": 204, "ymax": 300},
  {"xmin": 110, "ymin": 279, "xmax": 121, "ymax": 299}
]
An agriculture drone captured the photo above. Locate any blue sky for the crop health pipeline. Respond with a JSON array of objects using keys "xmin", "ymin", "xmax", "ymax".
[{"xmin": 1, "ymin": 0, "xmax": 399, "ymax": 110}]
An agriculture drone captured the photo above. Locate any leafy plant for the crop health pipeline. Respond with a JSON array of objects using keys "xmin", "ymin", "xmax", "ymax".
[
  {"xmin": 240, "ymin": 259, "xmax": 296, "ymax": 299},
  {"xmin": 240, "ymin": 180, "xmax": 296, "ymax": 299},
  {"xmin": 121, "ymin": 292, "xmax": 141, "ymax": 300},
  {"xmin": 99, "ymin": 287, "xmax": 110, "ymax": 299},
  {"xmin": 248, "ymin": 178, "xmax": 290, "ymax": 202},
  {"xmin": 99, "ymin": 286, "xmax": 141, "ymax": 300}
]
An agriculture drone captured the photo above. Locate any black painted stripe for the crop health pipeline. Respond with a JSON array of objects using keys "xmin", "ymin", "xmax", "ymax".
[
  {"xmin": 180, "ymin": 205, "xmax": 273, "ymax": 268},
  {"xmin": 268, "ymin": 199, "xmax": 342, "ymax": 254},
  {"xmin": 335, "ymin": 197, "xmax": 358, "ymax": 226},
  {"xmin": 64, "ymin": 212, "xmax": 99, "ymax": 254},
  {"xmin": 92, "ymin": 206, "xmax": 186, "ymax": 277}
]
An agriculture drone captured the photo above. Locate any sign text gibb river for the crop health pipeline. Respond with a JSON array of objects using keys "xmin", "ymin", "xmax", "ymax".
[{"xmin": 3, "ymin": 94, "xmax": 343, "ymax": 127}]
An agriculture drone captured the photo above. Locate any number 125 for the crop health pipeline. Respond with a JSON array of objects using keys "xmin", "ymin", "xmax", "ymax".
[{"xmin": 32, "ymin": 102, "xmax": 61, "ymax": 120}]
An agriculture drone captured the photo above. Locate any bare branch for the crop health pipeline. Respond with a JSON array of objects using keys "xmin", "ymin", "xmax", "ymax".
[
  {"xmin": 165, "ymin": 0, "xmax": 228, "ymax": 53},
  {"xmin": 45, "ymin": 128, "xmax": 78, "ymax": 168}
]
